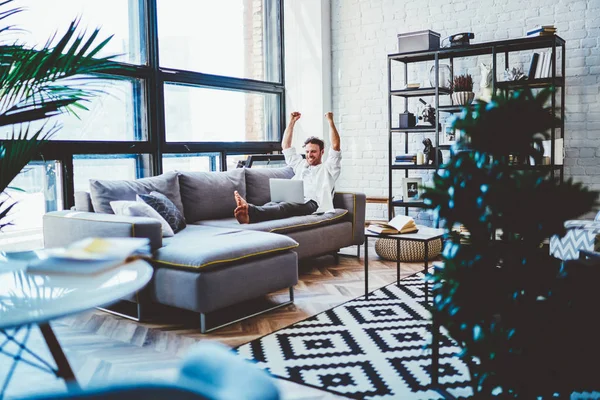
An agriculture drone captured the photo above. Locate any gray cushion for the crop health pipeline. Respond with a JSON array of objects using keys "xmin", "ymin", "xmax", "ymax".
[
  {"xmin": 244, "ymin": 167, "xmax": 294, "ymax": 206},
  {"xmin": 196, "ymin": 209, "xmax": 349, "ymax": 234},
  {"xmin": 154, "ymin": 225, "xmax": 298, "ymax": 270},
  {"xmin": 74, "ymin": 191, "xmax": 93, "ymax": 212},
  {"xmin": 179, "ymin": 169, "xmax": 246, "ymax": 223},
  {"xmin": 89, "ymin": 171, "xmax": 183, "ymax": 215}
]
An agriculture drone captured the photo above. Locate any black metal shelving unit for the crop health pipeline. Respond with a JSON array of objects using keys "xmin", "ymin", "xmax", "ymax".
[{"xmin": 387, "ymin": 35, "xmax": 566, "ymax": 220}]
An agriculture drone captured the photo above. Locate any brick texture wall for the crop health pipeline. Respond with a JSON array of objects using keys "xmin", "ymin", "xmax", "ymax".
[
  {"xmin": 243, "ymin": 0, "xmax": 265, "ymax": 141},
  {"xmin": 330, "ymin": 0, "xmax": 600, "ymax": 223}
]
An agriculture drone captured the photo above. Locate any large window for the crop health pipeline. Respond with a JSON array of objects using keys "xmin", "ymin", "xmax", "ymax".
[
  {"xmin": 3, "ymin": 0, "xmax": 284, "ymax": 246},
  {"xmin": 157, "ymin": 0, "xmax": 281, "ymax": 82}
]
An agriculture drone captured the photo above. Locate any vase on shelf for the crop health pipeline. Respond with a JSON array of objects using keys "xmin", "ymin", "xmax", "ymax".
[
  {"xmin": 451, "ymin": 91, "xmax": 475, "ymax": 106},
  {"xmin": 429, "ymin": 64, "xmax": 452, "ymax": 89}
]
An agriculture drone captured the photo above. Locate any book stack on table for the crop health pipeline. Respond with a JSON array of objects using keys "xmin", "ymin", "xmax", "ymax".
[{"xmin": 367, "ymin": 215, "xmax": 418, "ymax": 235}]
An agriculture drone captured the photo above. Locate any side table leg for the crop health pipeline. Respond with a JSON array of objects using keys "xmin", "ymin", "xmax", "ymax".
[
  {"xmin": 364, "ymin": 236, "xmax": 369, "ymax": 299},
  {"xmin": 424, "ymin": 241, "xmax": 429, "ymax": 305},
  {"xmin": 431, "ymin": 310, "xmax": 440, "ymax": 388},
  {"xmin": 38, "ymin": 323, "xmax": 80, "ymax": 389},
  {"xmin": 396, "ymin": 238, "xmax": 400, "ymax": 287}
]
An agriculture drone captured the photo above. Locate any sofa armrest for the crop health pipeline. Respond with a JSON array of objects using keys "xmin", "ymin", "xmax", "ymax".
[
  {"xmin": 333, "ymin": 192, "xmax": 366, "ymax": 246},
  {"xmin": 43, "ymin": 211, "xmax": 162, "ymax": 251}
]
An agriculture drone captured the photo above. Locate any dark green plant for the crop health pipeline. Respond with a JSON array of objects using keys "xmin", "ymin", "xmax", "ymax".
[
  {"xmin": 451, "ymin": 73, "xmax": 473, "ymax": 92},
  {"xmin": 0, "ymin": 0, "xmax": 121, "ymax": 230},
  {"xmin": 422, "ymin": 89, "xmax": 599, "ymax": 397}
]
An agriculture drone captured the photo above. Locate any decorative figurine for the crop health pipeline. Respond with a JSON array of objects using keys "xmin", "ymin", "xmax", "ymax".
[
  {"xmin": 478, "ymin": 63, "xmax": 493, "ymax": 102},
  {"xmin": 418, "ymin": 98, "xmax": 436, "ymax": 126},
  {"xmin": 504, "ymin": 66, "xmax": 527, "ymax": 81},
  {"xmin": 422, "ymin": 138, "xmax": 443, "ymax": 165}
]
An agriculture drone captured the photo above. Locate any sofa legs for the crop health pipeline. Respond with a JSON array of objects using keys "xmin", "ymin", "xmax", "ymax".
[
  {"xmin": 97, "ymin": 288, "xmax": 151, "ymax": 321},
  {"xmin": 200, "ymin": 287, "xmax": 295, "ymax": 334},
  {"xmin": 333, "ymin": 251, "xmax": 340, "ymax": 264}
]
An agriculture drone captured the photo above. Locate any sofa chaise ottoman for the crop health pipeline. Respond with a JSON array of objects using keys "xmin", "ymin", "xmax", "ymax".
[{"xmin": 43, "ymin": 167, "xmax": 365, "ymax": 332}]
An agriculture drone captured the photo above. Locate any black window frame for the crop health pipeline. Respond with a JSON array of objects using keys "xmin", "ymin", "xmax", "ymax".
[{"xmin": 35, "ymin": 0, "xmax": 286, "ymax": 210}]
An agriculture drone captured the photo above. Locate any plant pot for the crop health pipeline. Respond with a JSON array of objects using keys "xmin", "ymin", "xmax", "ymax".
[{"xmin": 452, "ymin": 91, "xmax": 475, "ymax": 106}]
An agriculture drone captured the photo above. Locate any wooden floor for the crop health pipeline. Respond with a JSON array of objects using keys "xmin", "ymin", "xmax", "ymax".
[{"xmin": 1, "ymin": 245, "xmax": 434, "ymax": 400}]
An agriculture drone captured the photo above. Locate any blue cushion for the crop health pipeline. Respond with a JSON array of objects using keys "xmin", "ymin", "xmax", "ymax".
[{"xmin": 177, "ymin": 342, "xmax": 279, "ymax": 400}]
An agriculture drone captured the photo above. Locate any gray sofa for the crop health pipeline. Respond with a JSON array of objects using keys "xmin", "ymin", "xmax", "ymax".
[{"xmin": 43, "ymin": 167, "xmax": 365, "ymax": 332}]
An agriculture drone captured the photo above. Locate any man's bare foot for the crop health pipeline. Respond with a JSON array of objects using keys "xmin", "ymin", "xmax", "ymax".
[
  {"xmin": 233, "ymin": 191, "xmax": 250, "ymax": 224},
  {"xmin": 234, "ymin": 191, "xmax": 247, "ymax": 208},
  {"xmin": 234, "ymin": 205, "xmax": 249, "ymax": 224}
]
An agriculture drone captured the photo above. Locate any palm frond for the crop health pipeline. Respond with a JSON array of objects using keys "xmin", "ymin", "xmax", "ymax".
[
  {"xmin": 0, "ymin": 198, "xmax": 16, "ymax": 230},
  {"xmin": 0, "ymin": 123, "xmax": 58, "ymax": 193},
  {"xmin": 0, "ymin": 98, "xmax": 75, "ymax": 126},
  {"xmin": 0, "ymin": 0, "xmax": 22, "ymax": 25}
]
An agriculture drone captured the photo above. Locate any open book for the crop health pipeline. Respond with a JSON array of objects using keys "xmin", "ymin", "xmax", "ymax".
[
  {"xmin": 367, "ymin": 215, "xmax": 418, "ymax": 235},
  {"xmin": 27, "ymin": 237, "xmax": 151, "ymax": 275}
]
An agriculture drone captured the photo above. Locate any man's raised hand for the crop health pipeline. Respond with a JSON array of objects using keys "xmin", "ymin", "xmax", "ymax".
[
  {"xmin": 290, "ymin": 111, "xmax": 301, "ymax": 122},
  {"xmin": 325, "ymin": 112, "xmax": 334, "ymax": 122}
]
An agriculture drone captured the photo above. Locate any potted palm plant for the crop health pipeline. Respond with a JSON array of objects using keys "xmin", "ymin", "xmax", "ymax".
[
  {"xmin": 0, "ymin": 0, "xmax": 121, "ymax": 231},
  {"xmin": 423, "ymin": 88, "xmax": 599, "ymax": 397},
  {"xmin": 450, "ymin": 73, "xmax": 474, "ymax": 105}
]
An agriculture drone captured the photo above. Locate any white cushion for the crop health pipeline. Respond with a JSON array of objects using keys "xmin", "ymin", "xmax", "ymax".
[{"xmin": 110, "ymin": 200, "xmax": 175, "ymax": 238}]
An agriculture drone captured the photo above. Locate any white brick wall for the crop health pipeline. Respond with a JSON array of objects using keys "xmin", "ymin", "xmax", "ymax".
[{"xmin": 330, "ymin": 0, "xmax": 600, "ymax": 223}]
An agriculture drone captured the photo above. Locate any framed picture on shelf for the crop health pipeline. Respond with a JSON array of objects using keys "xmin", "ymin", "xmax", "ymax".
[
  {"xmin": 402, "ymin": 177, "xmax": 423, "ymax": 202},
  {"xmin": 442, "ymin": 121, "xmax": 456, "ymax": 145}
]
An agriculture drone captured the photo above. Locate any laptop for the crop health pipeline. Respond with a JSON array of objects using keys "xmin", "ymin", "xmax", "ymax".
[{"xmin": 269, "ymin": 179, "xmax": 305, "ymax": 203}]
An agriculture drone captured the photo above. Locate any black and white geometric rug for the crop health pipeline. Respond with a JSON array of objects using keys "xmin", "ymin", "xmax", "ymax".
[{"xmin": 236, "ymin": 272, "xmax": 473, "ymax": 399}]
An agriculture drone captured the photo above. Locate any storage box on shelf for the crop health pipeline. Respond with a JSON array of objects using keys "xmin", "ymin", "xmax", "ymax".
[{"xmin": 387, "ymin": 35, "xmax": 565, "ymax": 222}]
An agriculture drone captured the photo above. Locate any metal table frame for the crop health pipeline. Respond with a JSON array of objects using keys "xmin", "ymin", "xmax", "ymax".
[{"xmin": 363, "ymin": 226, "xmax": 445, "ymax": 302}]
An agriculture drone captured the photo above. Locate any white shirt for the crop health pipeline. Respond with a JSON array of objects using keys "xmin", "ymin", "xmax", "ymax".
[{"xmin": 282, "ymin": 147, "xmax": 342, "ymax": 213}]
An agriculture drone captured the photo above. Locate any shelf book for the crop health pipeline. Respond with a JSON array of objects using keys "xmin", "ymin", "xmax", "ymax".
[
  {"xmin": 526, "ymin": 25, "xmax": 556, "ymax": 37},
  {"xmin": 528, "ymin": 51, "xmax": 554, "ymax": 79},
  {"xmin": 367, "ymin": 215, "xmax": 418, "ymax": 235}
]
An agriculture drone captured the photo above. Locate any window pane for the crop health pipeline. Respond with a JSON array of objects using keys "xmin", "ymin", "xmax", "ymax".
[
  {"xmin": 50, "ymin": 78, "xmax": 146, "ymax": 142},
  {"xmin": 245, "ymin": 154, "xmax": 287, "ymax": 168},
  {"xmin": 73, "ymin": 155, "xmax": 151, "ymax": 193},
  {"xmin": 164, "ymin": 84, "xmax": 279, "ymax": 142},
  {"xmin": 9, "ymin": 0, "xmax": 146, "ymax": 65},
  {"xmin": 157, "ymin": 0, "xmax": 281, "ymax": 82},
  {"xmin": 0, "ymin": 161, "xmax": 62, "ymax": 251},
  {"xmin": 226, "ymin": 155, "xmax": 249, "ymax": 171},
  {"xmin": 163, "ymin": 153, "xmax": 220, "ymax": 172}
]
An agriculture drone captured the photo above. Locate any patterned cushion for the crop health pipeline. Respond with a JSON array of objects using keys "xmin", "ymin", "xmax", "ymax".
[
  {"xmin": 374, "ymin": 237, "xmax": 442, "ymax": 262},
  {"xmin": 550, "ymin": 228, "xmax": 600, "ymax": 260},
  {"xmin": 138, "ymin": 191, "xmax": 187, "ymax": 233}
]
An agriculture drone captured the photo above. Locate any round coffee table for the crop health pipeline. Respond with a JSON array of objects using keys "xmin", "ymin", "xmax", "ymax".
[{"xmin": 0, "ymin": 255, "xmax": 153, "ymax": 394}]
